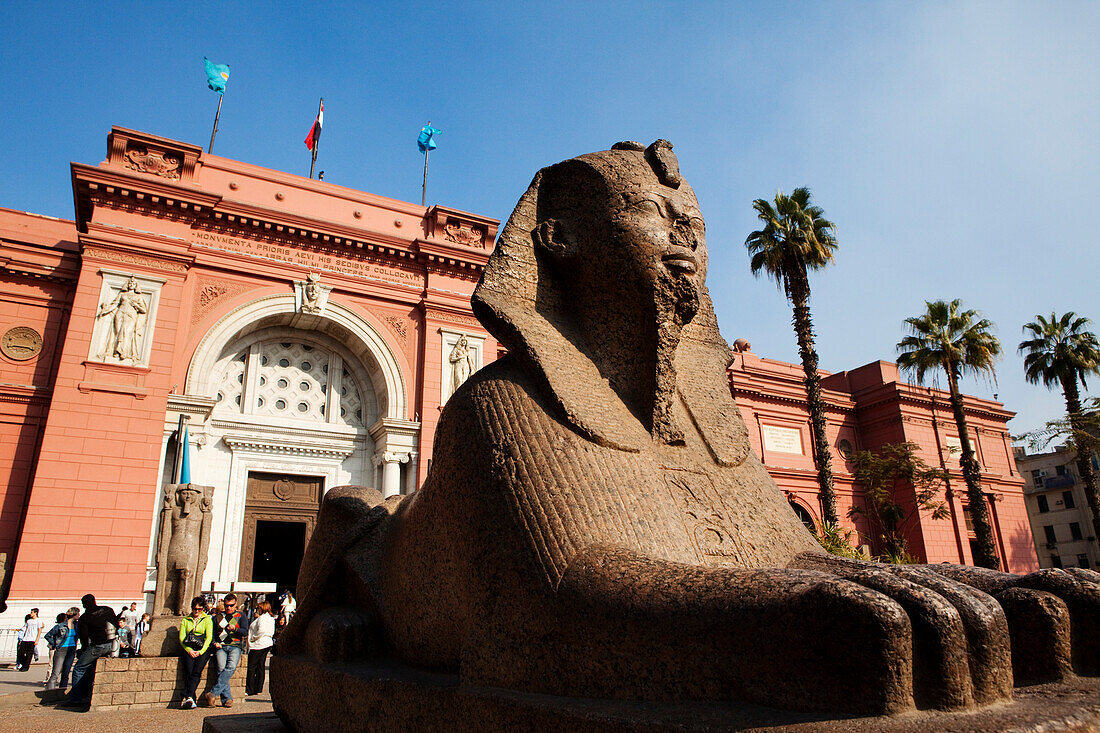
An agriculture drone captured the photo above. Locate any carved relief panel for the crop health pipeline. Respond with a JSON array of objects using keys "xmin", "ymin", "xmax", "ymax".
[
  {"xmin": 439, "ymin": 328, "xmax": 485, "ymax": 405},
  {"xmin": 88, "ymin": 269, "xmax": 166, "ymax": 367}
]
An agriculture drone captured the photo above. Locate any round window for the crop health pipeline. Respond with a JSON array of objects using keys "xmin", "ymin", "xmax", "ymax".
[
  {"xmin": 297, "ymin": 402, "xmax": 309, "ymax": 413},
  {"xmin": 275, "ymin": 399, "xmax": 286, "ymax": 410},
  {"xmin": 838, "ymin": 439, "xmax": 854, "ymax": 459}
]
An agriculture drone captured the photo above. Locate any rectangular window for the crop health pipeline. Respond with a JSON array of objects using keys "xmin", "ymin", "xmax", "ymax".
[
  {"xmin": 963, "ymin": 508, "xmax": 974, "ymax": 533},
  {"xmin": 1031, "ymin": 469, "xmax": 1044, "ymax": 487},
  {"xmin": 1079, "ymin": 554, "xmax": 1090, "ymax": 569},
  {"xmin": 1051, "ymin": 555, "xmax": 1063, "ymax": 568},
  {"xmin": 1037, "ymin": 495, "xmax": 1050, "ymax": 513},
  {"xmin": 1063, "ymin": 490, "xmax": 1076, "ymax": 509},
  {"xmin": 1044, "ymin": 525, "xmax": 1057, "ymax": 543},
  {"xmin": 1092, "ymin": 455, "xmax": 1098, "ymax": 470},
  {"xmin": 1056, "ymin": 464, "xmax": 1067, "ymax": 476},
  {"xmin": 1071, "ymin": 522, "xmax": 1083, "ymax": 541}
]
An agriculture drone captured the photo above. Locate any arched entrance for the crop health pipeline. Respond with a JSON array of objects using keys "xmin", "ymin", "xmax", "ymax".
[{"xmin": 159, "ymin": 295, "xmax": 419, "ymax": 591}]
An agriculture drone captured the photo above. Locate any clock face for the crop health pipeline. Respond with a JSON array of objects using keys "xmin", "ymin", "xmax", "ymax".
[{"xmin": 1, "ymin": 327, "xmax": 42, "ymax": 361}]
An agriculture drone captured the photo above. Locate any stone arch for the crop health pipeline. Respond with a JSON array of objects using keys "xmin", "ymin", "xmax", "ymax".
[
  {"xmin": 186, "ymin": 294, "xmax": 407, "ymax": 421},
  {"xmin": 788, "ymin": 498, "xmax": 818, "ymax": 533}
]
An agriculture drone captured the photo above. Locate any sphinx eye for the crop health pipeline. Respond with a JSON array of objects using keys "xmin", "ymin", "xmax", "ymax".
[
  {"xmin": 632, "ymin": 199, "xmax": 663, "ymax": 216},
  {"xmin": 689, "ymin": 217, "xmax": 705, "ymax": 232}
]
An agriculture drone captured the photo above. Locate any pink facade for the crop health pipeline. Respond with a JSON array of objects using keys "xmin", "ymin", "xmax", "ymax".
[
  {"xmin": 730, "ymin": 344, "xmax": 1038, "ymax": 573},
  {"xmin": 0, "ymin": 127, "xmax": 499, "ymax": 618}
]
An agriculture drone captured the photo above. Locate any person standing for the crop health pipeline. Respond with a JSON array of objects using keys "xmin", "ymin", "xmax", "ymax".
[
  {"xmin": 205, "ymin": 593, "xmax": 245, "ymax": 708},
  {"xmin": 15, "ymin": 612, "xmax": 37, "ymax": 671},
  {"xmin": 116, "ymin": 617, "xmax": 134, "ymax": 658},
  {"xmin": 133, "ymin": 613, "xmax": 150, "ymax": 656},
  {"xmin": 280, "ymin": 591, "xmax": 296, "ymax": 624},
  {"xmin": 121, "ymin": 602, "xmax": 140, "ymax": 631},
  {"xmin": 245, "ymin": 601, "xmax": 275, "ymax": 695},
  {"xmin": 61, "ymin": 594, "xmax": 117, "ymax": 707},
  {"xmin": 42, "ymin": 613, "xmax": 65, "ymax": 682},
  {"xmin": 178, "ymin": 597, "xmax": 213, "ymax": 710},
  {"xmin": 45, "ymin": 607, "xmax": 80, "ymax": 691}
]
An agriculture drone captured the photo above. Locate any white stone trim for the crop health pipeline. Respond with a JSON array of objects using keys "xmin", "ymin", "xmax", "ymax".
[{"xmin": 185, "ymin": 294, "xmax": 408, "ymax": 421}]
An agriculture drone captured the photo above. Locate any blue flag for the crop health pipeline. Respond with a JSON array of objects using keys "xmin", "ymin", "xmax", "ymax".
[
  {"xmin": 417, "ymin": 124, "xmax": 441, "ymax": 154},
  {"xmin": 204, "ymin": 57, "xmax": 230, "ymax": 94},
  {"xmin": 178, "ymin": 427, "xmax": 191, "ymax": 484}
]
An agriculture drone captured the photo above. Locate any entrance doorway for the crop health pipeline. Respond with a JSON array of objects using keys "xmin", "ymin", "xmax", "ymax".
[
  {"xmin": 239, "ymin": 472, "xmax": 324, "ymax": 593},
  {"xmin": 252, "ymin": 520, "xmax": 307, "ymax": 590}
]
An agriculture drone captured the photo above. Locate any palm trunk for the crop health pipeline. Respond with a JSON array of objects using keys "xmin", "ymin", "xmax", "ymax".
[
  {"xmin": 788, "ymin": 274, "xmax": 838, "ymax": 525},
  {"xmin": 1061, "ymin": 376, "xmax": 1100, "ymax": 550},
  {"xmin": 945, "ymin": 366, "xmax": 999, "ymax": 569}
]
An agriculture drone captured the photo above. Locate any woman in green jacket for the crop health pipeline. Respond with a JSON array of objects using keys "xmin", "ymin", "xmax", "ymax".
[{"xmin": 178, "ymin": 596, "xmax": 213, "ymax": 709}]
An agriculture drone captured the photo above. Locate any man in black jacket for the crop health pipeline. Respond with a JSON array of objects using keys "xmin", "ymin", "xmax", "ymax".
[{"xmin": 61, "ymin": 594, "xmax": 117, "ymax": 707}]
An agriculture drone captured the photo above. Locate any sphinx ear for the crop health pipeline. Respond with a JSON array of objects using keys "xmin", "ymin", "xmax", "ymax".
[{"xmin": 533, "ymin": 219, "xmax": 576, "ymax": 261}]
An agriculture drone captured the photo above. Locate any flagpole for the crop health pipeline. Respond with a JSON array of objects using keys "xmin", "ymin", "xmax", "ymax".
[
  {"xmin": 421, "ymin": 121, "xmax": 430, "ymax": 206},
  {"xmin": 309, "ymin": 97, "xmax": 323, "ymax": 179},
  {"xmin": 208, "ymin": 94, "xmax": 224, "ymax": 154}
]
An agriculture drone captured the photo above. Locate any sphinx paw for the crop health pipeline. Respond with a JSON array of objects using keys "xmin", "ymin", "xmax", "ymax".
[
  {"xmin": 1014, "ymin": 568, "xmax": 1100, "ymax": 675},
  {"xmin": 303, "ymin": 606, "xmax": 379, "ymax": 663},
  {"xmin": 791, "ymin": 554, "xmax": 1011, "ymax": 709}
]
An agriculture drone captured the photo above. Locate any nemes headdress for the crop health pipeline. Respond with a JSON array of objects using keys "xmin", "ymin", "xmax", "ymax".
[{"xmin": 472, "ymin": 141, "xmax": 749, "ymax": 466}]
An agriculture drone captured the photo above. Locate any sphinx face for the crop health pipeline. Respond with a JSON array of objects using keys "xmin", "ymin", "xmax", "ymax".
[{"xmin": 602, "ymin": 180, "xmax": 706, "ymax": 323}]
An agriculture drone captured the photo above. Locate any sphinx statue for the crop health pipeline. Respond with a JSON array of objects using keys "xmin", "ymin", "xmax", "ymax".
[{"xmin": 271, "ymin": 142, "xmax": 1100, "ymax": 729}]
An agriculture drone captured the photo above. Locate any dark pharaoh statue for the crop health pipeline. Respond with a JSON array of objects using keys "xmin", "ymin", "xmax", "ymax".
[
  {"xmin": 154, "ymin": 484, "xmax": 213, "ymax": 617},
  {"xmin": 272, "ymin": 142, "xmax": 1100, "ymax": 727}
]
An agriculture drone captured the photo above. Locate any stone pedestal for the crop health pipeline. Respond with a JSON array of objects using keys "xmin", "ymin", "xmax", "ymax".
[
  {"xmin": 271, "ymin": 655, "xmax": 1100, "ymax": 733},
  {"xmin": 144, "ymin": 615, "xmax": 184, "ymax": 657}
]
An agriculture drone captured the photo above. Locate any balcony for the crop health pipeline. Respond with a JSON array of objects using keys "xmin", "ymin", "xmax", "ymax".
[{"xmin": 1043, "ymin": 474, "xmax": 1076, "ymax": 490}]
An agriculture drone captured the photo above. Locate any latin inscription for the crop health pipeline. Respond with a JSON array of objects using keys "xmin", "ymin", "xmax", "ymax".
[
  {"xmin": 762, "ymin": 425, "xmax": 803, "ymax": 455},
  {"xmin": 190, "ymin": 231, "xmax": 422, "ymax": 287}
]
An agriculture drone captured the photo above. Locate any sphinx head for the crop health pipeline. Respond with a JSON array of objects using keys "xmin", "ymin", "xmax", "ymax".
[{"xmin": 531, "ymin": 140, "xmax": 706, "ymax": 327}]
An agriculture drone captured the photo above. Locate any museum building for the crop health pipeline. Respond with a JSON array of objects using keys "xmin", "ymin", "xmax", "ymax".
[
  {"xmin": 730, "ymin": 343, "xmax": 1037, "ymax": 572},
  {"xmin": 0, "ymin": 127, "xmax": 499, "ymax": 620},
  {"xmin": 0, "ymin": 127, "xmax": 1036, "ymax": 624}
]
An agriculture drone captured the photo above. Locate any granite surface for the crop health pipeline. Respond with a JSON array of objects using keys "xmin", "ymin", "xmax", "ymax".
[{"xmin": 270, "ymin": 141, "xmax": 1100, "ymax": 729}]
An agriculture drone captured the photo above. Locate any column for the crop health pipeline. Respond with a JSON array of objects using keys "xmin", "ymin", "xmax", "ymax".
[{"xmin": 376, "ymin": 451, "xmax": 410, "ymax": 498}]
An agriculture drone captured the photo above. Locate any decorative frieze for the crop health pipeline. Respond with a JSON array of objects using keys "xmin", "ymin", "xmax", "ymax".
[
  {"xmin": 83, "ymin": 246, "xmax": 189, "ymax": 274},
  {"xmin": 191, "ymin": 276, "xmax": 254, "ymax": 325}
]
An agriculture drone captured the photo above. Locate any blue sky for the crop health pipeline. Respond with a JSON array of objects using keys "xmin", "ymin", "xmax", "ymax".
[{"xmin": 2, "ymin": 1, "xmax": 1097, "ymax": 440}]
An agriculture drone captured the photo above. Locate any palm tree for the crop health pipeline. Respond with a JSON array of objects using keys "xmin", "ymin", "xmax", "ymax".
[
  {"xmin": 896, "ymin": 299, "xmax": 1002, "ymax": 569},
  {"xmin": 1019, "ymin": 312, "xmax": 1100, "ymax": 548},
  {"xmin": 746, "ymin": 188, "xmax": 839, "ymax": 524}
]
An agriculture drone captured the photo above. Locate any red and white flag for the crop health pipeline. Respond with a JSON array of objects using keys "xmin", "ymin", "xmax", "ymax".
[{"xmin": 304, "ymin": 101, "xmax": 324, "ymax": 151}]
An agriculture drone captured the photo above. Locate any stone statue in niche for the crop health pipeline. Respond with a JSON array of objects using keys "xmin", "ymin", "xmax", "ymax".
[
  {"xmin": 448, "ymin": 334, "xmax": 473, "ymax": 393},
  {"xmin": 96, "ymin": 276, "xmax": 148, "ymax": 363},
  {"xmin": 271, "ymin": 142, "xmax": 1100, "ymax": 730},
  {"xmin": 153, "ymin": 483, "xmax": 213, "ymax": 618},
  {"xmin": 295, "ymin": 273, "xmax": 331, "ymax": 315}
]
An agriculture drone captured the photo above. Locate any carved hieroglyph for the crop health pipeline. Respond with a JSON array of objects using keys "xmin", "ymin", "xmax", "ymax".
[
  {"xmin": 153, "ymin": 483, "xmax": 214, "ymax": 617},
  {"xmin": 272, "ymin": 141, "xmax": 1100, "ymax": 730},
  {"xmin": 89, "ymin": 270, "xmax": 165, "ymax": 367}
]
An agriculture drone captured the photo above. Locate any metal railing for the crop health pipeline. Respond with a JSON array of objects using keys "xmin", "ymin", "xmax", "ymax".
[{"xmin": 0, "ymin": 628, "xmax": 22, "ymax": 662}]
